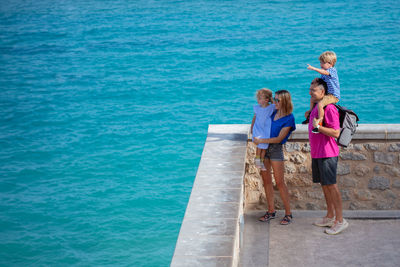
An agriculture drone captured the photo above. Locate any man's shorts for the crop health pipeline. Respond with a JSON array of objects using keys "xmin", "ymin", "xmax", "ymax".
[
  {"xmin": 264, "ymin": 144, "xmax": 284, "ymax": 161},
  {"xmin": 312, "ymin": 157, "xmax": 338, "ymax": 185}
]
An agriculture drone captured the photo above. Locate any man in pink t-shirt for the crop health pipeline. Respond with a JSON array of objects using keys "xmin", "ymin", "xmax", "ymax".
[{"xmin": 308, "ymin": 78, "xmax": 349, "ymax": 235}]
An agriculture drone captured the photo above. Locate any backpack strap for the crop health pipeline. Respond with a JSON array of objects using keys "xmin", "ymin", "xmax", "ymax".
[{"xmin": 334, "ymin": 104, "xmax": 360, "ymax": 122}]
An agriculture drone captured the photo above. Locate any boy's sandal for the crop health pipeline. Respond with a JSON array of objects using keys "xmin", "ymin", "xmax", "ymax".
[
  {"xmin": 280, "ymin": 214, "xmax": 293, "ymax": 225},
  {"xmin": 259, "ymin": 211, "xmax": 276, "ymax": 222}
]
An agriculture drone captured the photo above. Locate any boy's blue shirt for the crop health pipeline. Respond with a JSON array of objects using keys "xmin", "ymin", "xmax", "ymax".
[{"xmin": 321, "ymin": 67, "xmax": 340, "ymax": 99}]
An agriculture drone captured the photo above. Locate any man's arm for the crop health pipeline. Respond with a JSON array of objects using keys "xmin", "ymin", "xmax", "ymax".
[
  {"xmin": 315, "ymin": 124, "xmax": 340, "ymax": 138},
  {"xmin": 307, "ymin": 64, "xmax": 330, "ymax": 76},
  {"xmin": 312, "ymin": 106, "xmax": 340, "ymax": 138}
]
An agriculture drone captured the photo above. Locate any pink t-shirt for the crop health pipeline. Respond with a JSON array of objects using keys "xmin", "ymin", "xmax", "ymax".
[{"xmin": 308, "ymin": 104, "xmax": 340, "ymax": 158}]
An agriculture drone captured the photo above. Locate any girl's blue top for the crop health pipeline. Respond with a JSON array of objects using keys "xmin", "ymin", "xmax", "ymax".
[{"xmin": 252, "ymin": 104, "xmax": 275, "ymax": 149}]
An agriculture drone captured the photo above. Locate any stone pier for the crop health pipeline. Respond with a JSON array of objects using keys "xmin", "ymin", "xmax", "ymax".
[{"xmin": 171, "ymin": 124, "xmax": 400, "ymax": 267}]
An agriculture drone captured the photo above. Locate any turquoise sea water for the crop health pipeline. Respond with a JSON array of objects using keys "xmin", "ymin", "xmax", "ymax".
[{"xmin": 1, "ymin": 0, "xmax": 399, "ymax": 266}]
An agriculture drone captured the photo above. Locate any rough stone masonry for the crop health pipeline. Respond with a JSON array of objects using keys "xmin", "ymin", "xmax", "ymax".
[{"xmin": 245, "ymin": 141, "xmax": 400, "ymax": 211}]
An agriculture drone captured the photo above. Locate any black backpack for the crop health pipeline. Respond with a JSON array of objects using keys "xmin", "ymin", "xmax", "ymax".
[{"xmin": 325, "ymin": 104, "xmax": 360, "ymax": 147}]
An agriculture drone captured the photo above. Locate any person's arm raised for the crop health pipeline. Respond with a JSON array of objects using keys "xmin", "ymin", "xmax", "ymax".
[{"xmin": 307, "ymin": 64, "xmax": 330, "ymax": 76}]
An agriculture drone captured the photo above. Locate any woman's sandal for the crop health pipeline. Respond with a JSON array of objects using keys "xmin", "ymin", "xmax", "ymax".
[
  {"xmin": 259, "ymin": 211, "xmax": 276, "ymax": 222},
  {"xmin": 280, "ymin": 214, "xmax": 293, "ymax": 225}
]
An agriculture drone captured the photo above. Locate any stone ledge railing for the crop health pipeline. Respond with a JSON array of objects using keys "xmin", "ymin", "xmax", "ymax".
[
  {"xmin": 171, "ymin": 125, "xmax": 248, "ymax": 267},
  {"xmin": 245, "ymin": 124, "xmax": 400, "ymax": 211}
]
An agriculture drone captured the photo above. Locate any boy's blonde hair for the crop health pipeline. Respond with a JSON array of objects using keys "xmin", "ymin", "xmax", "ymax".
[
  {"xmin": 256, "ymin": 88, "xmax": 273, "ymax": 103},
  {"xmin": 275, "ymin": 90, "xmax": 293, "ymax": 116},
  {"xmin": 319, "ymin": 51, "xmax": 337, "ymax": 66}
]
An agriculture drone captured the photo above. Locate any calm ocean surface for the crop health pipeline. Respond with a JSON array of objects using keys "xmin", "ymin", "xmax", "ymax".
[{"xmin": 1, "ymin": 0, "xmax": 399, "ymax": 266}]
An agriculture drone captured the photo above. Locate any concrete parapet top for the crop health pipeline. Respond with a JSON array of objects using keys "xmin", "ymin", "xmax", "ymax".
[
  {"xmin": 171, "ymin": 124, "xmax": 248, "ymax": 267},
  {"xmin": 289, "ymin": 124, "xmax": 400, "ymax": 140}
]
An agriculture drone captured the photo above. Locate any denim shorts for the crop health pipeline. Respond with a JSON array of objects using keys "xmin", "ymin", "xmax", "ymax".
[
  {"xmin": 264, "ymin": 144, "xmax": 284, "ymax": 161},
  {"xmin": 312, "ymin": 157, "xmax": 338, "ymax": 185}
]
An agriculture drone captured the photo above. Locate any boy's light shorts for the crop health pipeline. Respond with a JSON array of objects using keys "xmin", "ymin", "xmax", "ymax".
[{"xmin": 320, "ymin": 94, "xmax": 339, "ymax": 107}]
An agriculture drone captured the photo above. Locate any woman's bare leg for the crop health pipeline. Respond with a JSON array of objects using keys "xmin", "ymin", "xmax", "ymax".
[
  {"xmin": 261, "ymin": 158, "xmax": 274, "ymax": 213},
  {"xmin": 271, "ymin": 160, "xmax": 291, "ymax": 215}
]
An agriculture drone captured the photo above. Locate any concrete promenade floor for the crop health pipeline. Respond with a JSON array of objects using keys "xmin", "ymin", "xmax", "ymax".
[{"xmin": 240, "ymin": 210, "xmax": 400, "ymax": 267}]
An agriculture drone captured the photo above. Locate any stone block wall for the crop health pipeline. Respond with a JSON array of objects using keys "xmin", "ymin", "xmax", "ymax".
[{"xmin": 244, "ymin": 125, "xmax": 400, "ymax": 211}]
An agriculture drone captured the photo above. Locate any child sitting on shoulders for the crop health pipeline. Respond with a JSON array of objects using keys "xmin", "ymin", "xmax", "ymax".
[
  {"xmin": 306, "ymin": 51, "xmax": 340, "ymax": 133},
  {"xmin": 250, "ymin": 88, "xmax": 275, "ymax": 170}
]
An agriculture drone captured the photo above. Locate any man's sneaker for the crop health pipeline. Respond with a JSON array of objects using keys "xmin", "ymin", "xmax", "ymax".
[
  {"xmin": 325, "ymin": 219, "xmax": 349, "ymax": 235},
  {"xmin": 313, "ymin": 217, "xmax": 335, "ymax": 227}
]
